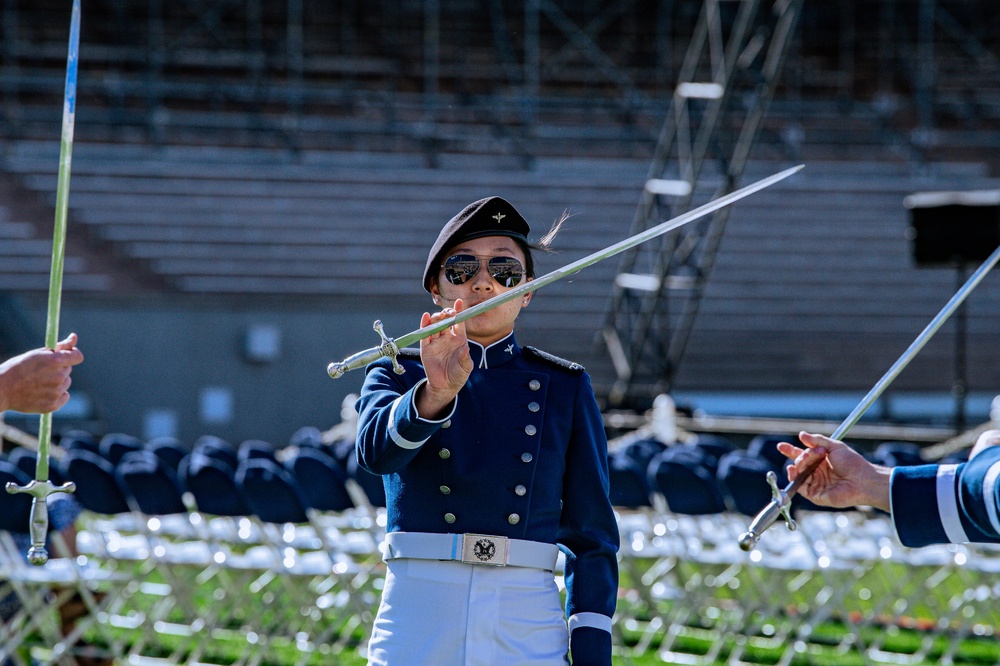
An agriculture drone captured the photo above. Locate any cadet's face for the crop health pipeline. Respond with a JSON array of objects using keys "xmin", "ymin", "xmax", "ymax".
[{"xmin": 430, "ymin": 235, "xmax": 532, "ymax": 346}]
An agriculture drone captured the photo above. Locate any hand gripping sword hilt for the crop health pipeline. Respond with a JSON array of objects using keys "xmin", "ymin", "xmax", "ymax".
[
  {"xmin": 6, "ymin": 479, "xmax": 77, "ymax": 565},
  {"xmin": 737, "ymin": 470, "xmax": 796, "ymax": 552}
]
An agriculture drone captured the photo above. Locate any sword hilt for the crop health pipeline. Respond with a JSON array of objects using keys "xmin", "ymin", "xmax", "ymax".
[
  {"xmin": 327, "ymin": 319, "xmax": 403, "ymax": 379},
  {"xmin": 738, "ymin": 470, "xmax": 796, "ymax": 552},
  {"xmin": 738, "ymin": 450, "xmax": 826, "ymax": 551},
  {"xmin": 6, "ymin": 479, "xmax": 77, "ymax": 565}
]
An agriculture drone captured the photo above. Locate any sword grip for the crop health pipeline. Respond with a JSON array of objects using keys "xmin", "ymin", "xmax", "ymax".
[
  {"xmin": 328, "ymin": 345, "xmax": 389, "ymax": 379},
  {"xmin": 738, "ymin": 499, "xmax": 785, "ymax": 552},
  {"xmin": 27, "ymin": 497, "xmax": 51, "ymax": 565}
]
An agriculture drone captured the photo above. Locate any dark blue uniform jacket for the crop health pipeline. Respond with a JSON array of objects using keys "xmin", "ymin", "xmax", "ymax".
[
  {"xmin": 356, "ymin": 332, "xmax": 619, "ymax": 665},
  {"xmin": 891, "ymin": 446, "xmax": 1000, "ymax": 547}
]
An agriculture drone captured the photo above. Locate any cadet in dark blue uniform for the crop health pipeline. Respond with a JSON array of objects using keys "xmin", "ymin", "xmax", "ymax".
[
  {"xmin": 779, "ymin": 430, "xmax": 1000, "ymax": 546},
  {"xmin": 356, "ymin": 196, "xmax": 619, "ymax": 665}
]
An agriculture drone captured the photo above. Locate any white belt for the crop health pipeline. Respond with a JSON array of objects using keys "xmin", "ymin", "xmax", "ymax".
[{"xmin": 383, "ymin": 532, "xmax": 560, "ymax": 571}]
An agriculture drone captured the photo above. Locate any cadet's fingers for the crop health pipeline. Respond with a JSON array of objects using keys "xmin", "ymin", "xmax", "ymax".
[
  {"xmin": 55, "ymin": 332, "xmax": 78, "ymax": 351},
  {"xmin": 53, "ymin": 333, "xmax": 84, "ymax": 365},
  {"xmin": 798, "ymin": 431, "xmax": 844, "ymax": 451},
  {"xmin": 450, "ymin": 300, "xmax": 466, "ymax": 336},
  {"xmin": 776, "ymin": 441, "xmax": 802, "ymax": 461}
]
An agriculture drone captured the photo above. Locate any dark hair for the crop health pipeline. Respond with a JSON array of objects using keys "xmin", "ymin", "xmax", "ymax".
[{"xmin": 519, "ymin": 210, "xmax": 570, "ymax": 279}]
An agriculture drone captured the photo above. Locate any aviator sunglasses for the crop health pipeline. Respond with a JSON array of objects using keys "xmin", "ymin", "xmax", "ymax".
[{"xmin": 441, "ymin": 254, "xmax": 525, "ymax": 288}]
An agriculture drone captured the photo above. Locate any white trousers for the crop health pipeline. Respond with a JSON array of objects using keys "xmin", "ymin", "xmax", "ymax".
[{"xmin": 366, "ymin": 558, "xmax": 570, "ymax": 665}]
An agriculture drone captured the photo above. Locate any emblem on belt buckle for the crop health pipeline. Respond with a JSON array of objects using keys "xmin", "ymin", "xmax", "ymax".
[{"xmin": 461, "ymin": 533, "xmax": 509, "ymax": 566}]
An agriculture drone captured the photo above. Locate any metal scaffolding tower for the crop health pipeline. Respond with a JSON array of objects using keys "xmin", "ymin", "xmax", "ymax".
[{"xmin": 599, "ymin": 0, "xmax": 803, "ymax": 407}]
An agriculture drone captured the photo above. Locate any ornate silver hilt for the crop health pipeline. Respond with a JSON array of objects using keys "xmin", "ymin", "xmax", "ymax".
[
  {"xmin": 327, "ymin": 319, "xmax": 403, "ymax": 379},
  {"xmin": 737, "ymin": 470, "xmax": 796, "ymax": 552},
  {"xmin": 6, "ymin": 479, "xmax": 77, "ymax": 565}
]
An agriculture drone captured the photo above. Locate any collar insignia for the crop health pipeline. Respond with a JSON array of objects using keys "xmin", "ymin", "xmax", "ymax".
[{"xmin": 505, "ymin": 344, "xmax": 514, "ymax": 354}]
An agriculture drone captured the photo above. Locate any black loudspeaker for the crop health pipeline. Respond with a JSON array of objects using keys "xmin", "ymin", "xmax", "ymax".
[{"xmin": 905, "ymin": 190, "xmax": 1000, "ymax": 266}]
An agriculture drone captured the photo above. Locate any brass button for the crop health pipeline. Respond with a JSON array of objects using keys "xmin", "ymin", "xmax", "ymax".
[
  {"xmin": 508, "ymin": 513, "xmax": 520, "ymax": 525},
  {"xmin": 441, "ymin": 420, "xmax": 451, "ymax": 428},
  {"xmin": 521, "ymin": 452, "xmax": 533, "ymax": 463},
  {"xmin": 439, "ymin": 448, "xmax": 451, "ymax": 459},
  {"xmin": 440, "ymin": 485, "xmax": 451, "ymax": 495},
  {"xmin": 528, "ymin": 402, "xmax": 540, "ymax": 412},
  {"xmin": 444, "ymin": 513, "xmax": 456, "ymax": 524},
  {"xmin": 528, "ymin": 380, "xmax": 541, "ymax": 391},
  {"xmin": 524, "ymin": 425, "xmax": 537, "ymax": 436},
  {"xmin": 515, "ymin": 485, "xmax": 527, "ymax": 496}
]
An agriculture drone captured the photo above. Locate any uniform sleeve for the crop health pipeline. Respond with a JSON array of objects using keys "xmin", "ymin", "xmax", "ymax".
[
  {"xmin": 557, "ymin": 371, "xmax": 619, "ymax": 666},
  {"xmin": 355, "ymin": 363, "xmax": 457, "ymax": 475},
  {"xmin": 890, "ymin": 446, "xmax": 1000, "ymax": 547}
]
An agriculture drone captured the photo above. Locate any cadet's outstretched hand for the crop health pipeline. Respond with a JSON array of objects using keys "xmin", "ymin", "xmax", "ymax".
[
  {"xmin": 416, "ymin": 300, "xmax": 473, "ymax": 419},
  {"xmin": 777, "ymin": 432, "xmax": 891, "ymax": 512},
  {"xmin": 0, "ymin": 333, "xmax": 84, "ymax": 414}
]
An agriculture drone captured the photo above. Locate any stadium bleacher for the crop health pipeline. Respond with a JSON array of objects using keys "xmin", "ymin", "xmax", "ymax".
[{"xmin": 3, "ymin": 138, "xmax": 997, "ymax": 402}]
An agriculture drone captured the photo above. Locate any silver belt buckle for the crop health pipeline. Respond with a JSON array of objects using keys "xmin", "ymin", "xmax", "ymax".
[{"xmin": 461, "ymin": 533, "xmax": 509, "ymax": 566}]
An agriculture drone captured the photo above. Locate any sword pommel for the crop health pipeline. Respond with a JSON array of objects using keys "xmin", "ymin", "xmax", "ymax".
[{"xmin": 737, "ymin": 530, "xmax": 759, "ymax": 552}]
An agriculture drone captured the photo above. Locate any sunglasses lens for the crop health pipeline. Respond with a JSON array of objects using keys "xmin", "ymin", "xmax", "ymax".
[
  {"xmin": 443, "ymin": 255, "xmax": 480, "ymax": 285},
  {"xmin": 442, "ymin": 254, "xmax": 524, "ymax": 287},
  {"xmin": 488, "ymin": 257, "xmax": 524, "ymax": 287}
]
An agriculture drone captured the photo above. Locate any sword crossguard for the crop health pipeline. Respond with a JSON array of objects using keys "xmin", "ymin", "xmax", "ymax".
[
  {"xmin": 765, "ymin": 470, "xmax": 797, "ymax": 531},
  {"xmin": 373, "ymin": 320, "xmax": 403, "ymax": 375},
  {"xmin": 6, "ymin": 479, "xmax": 77, "ymax": 565},
  {"xmin": 737, "ymin": 472, "xmax": 797, "ymax": 552}
]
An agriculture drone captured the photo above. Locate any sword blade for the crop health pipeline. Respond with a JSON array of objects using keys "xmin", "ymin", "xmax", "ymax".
[
  {"xmin": 739, "ymin": 241, "xmax": 1000, "ymax": 551},
  {"xmin": 38, "ymin": 0, "xmax": 80, "ymax": 481},
  {"xmin": 5, "ymin": 0, "xmax": 81, "ymax": 566},
  {"xmin": 329, "ymin": 164, "xmax": 804, "ymax": 378}
]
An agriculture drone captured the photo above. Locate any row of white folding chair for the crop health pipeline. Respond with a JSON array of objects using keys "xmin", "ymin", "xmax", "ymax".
[
  {"xmin": 0, "ymin": 529, "xmax": 128, "ymax": 665},
  {"xmin": 615, "ymin": 502, "xmax": 1000, "ymax": 666},
  {"xmin": 74, "ymin": 500, "xmax": 385, "ymax": 665}
]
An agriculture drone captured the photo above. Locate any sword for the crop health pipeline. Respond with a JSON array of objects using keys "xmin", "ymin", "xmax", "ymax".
[
  {"xmin": 738, "ymin": 241, "xmax": 1000, "ymax": 552},
  {"xmin": 328, "ymin": 164, "xmax": 804, "ymax": 379},
  {"xmin": 5, "ymin": 0, "xmax": 81, "ymax": 566}
]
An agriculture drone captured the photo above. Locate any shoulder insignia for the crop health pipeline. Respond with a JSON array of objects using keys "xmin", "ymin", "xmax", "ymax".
[{"xmin": 524, "ymin": 346, "xmax": 584, "ymax": 373}]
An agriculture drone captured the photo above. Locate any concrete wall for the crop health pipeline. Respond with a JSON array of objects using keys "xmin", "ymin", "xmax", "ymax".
[{"xmin": 7, "ymin": 293, "xmax": 427, "ymax": 446}]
